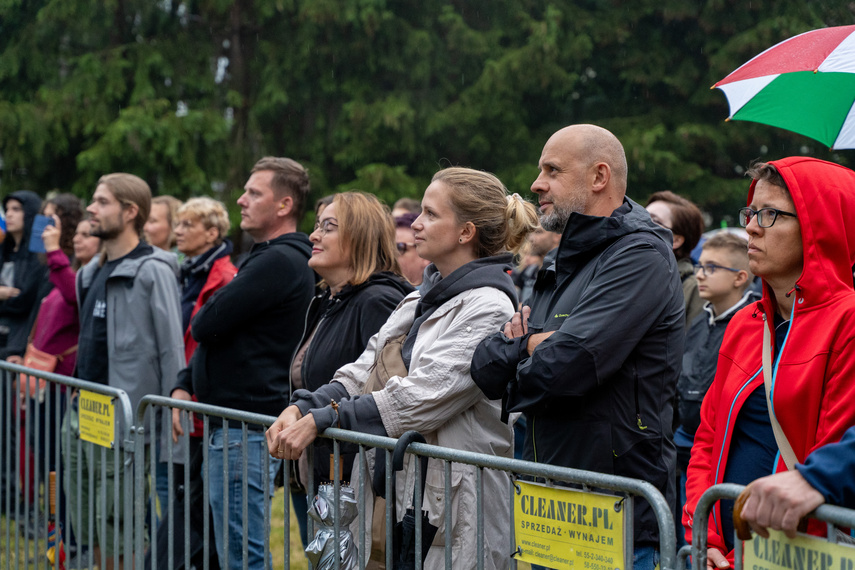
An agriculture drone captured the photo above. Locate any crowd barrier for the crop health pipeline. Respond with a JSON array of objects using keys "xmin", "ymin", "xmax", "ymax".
[
  {"xmin": 134, "ymin": 394, "xmax": 287, "ymax": 570},
  {"xmin": 0, "ymin": 360, "xmax": 136, "ymax": 570},
  {"xmin": 690, "ymin": 484, "xmax": 855, "ymax": 570},
  {"xmin": 140, "ymin": 392, "xmax": 678, "ymax": 570},
  {"xmin": 6, "ymin": 362, "xmax": 855, "ymax": 570},
  {"xmin": 7, "ymin": 362, "xmax": 787, "ymax": 570}
]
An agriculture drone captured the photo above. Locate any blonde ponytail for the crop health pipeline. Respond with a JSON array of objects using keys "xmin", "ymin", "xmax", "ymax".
[{"xmin": 504, "ymin": 194, "xmax": 539, "ymax": 256}]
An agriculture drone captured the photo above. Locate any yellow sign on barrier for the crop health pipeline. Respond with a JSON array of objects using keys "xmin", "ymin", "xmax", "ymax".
[
  {"xmin": 744, "ymin": 529, "xmax": 855, "ymax": 570},
  {"xmin": 514, "ymin": 480, "xmax": 626, "ymax": 570},
  {"xmin": 78, "ymin": 390, "xmax": 115, "ymax": 448}
]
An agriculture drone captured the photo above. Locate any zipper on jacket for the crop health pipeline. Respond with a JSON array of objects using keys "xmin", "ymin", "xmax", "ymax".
[
  {"xmin": 288, "ymin": 295, "xmax": 320, "ymax": 398},
  {"xmin": 711, "ymin": 368, "xmax": 762, "ymax": 533},
  {"xmin": 532, "ymin": 416, "xmax": 538, "ymax": 463},
  {"xmin": 634, "ymin": 365, "xmax": 647, "ymax": 430}
]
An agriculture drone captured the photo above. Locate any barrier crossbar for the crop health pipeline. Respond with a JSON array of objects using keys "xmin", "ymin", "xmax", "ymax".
[
  {"xmin": 140, "ymin": 394, "xmax": 678, "ymax": 570},
  {"xmin": 689, "ymin": 483, "xmax": 855, "ymax": 570},
  {"xmin": 134, "ymin": 394, "xmax": 287, "ymax": 570},
  {"xmin": 0, "ymin": 360, "xmax": 135, "ymax": 570}
]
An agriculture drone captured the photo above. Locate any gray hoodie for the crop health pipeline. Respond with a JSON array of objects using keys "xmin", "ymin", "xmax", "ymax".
[{"xmin": 76, "ymin": 247, "xmax": 184, "ymax": 449}]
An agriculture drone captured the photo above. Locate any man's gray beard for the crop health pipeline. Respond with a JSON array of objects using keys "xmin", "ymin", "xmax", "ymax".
[
  {"xmin": 539, "ymin": 193, "xmax": 588, "ymax": 233},
  {"xmin": 539, "ymin": 209, "xmax": 568, "ymax": 233}
]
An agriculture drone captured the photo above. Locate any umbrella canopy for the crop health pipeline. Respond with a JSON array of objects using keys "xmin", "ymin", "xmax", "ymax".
[{"xmin": 714, "ymin": 25, "xmax": 855, "ymax": 149}]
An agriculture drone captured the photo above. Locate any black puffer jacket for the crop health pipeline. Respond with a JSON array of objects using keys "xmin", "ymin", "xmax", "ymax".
[
  {"xmin": 0, "ymin": 190, "xmax": 49, "ymax": 357},
  {"xmin": 471, "ymin": 197, "xmax": 684, "ymax": 547}
]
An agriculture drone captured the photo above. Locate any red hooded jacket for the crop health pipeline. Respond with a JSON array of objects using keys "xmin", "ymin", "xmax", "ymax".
[{"xmin": 684, "ymin": 157, "xmax": 855, "ymax": 560}]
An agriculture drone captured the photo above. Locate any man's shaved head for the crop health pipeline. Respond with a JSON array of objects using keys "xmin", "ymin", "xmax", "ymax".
[
  {"xmin": 532, "ymin": 124, "xmax": 629, "ymax": 229},
  {"xmin": 547, "ymin": 124, "xmax": 628, "ymax": 193}
]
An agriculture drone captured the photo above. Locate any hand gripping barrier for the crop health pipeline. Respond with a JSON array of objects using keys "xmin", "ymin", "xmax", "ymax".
[
  {"xmin": 689, "ymin": 483, "xmax": 855, "ymax": 570},
  {"xmin": 0, "ymin": 387, "xmax": 673, "ymax": 570}
]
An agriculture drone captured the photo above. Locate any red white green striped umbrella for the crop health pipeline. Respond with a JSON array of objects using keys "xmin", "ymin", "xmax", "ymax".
[{"xmin": 714, "ymin": 25, "xmax": 855, "ymax": 149}]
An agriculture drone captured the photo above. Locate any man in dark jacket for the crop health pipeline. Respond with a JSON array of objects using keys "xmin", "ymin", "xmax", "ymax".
[
  {"xmin": 172, "ymin": 156, "xmax": 315, "ymax": 570},
  {"xmin": 470, "ymin": 124, "xmax": 684, "ymax": 570}
]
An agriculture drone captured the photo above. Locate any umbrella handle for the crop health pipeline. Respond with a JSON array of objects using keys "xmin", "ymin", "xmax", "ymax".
[{"xmin": 392, "ymin": 430, "xmax": 426, "ymax": 472}]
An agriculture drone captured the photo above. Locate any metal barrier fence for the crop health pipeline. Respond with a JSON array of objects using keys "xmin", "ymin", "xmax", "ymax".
[
  {"xmin": 134, "ymin": 394, "xmax": 287, "ymax": 570},
  {"xmin": 690, "ymin": 483, "xmax": 855, "ymax": 570},
  {"xmin": 2, "ymin": 366, "xmax": 678, "ymax": 570},
  {"xmin": 142, "ymin": 393, "xmax": 678, "ymax": 570},
  {"xmin": 0, "ymin": 360, "xmax": 135, "ymax": 570}
]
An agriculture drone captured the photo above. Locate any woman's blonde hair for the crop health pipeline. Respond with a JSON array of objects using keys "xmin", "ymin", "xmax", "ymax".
[
  {"xmin": 152, "ymin": 195, "xmax": 183, "ymax": 248},
  {"xmin": 178, "ymin": 197, "xmax": 231, "ymax": 246},
  {"xmin": 331, "ymin": 191, "xmax": 402, "ymax": 286},
  {"xmin": 431, "ymin": 167, "xmax": 539, "ymax": 257}
]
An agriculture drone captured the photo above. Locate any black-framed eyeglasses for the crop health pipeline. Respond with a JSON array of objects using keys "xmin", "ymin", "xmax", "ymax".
[
  {"xmin": 694, "ymin": 263, "xmax": 740, "ymax": 277},
  {"xmin": 738, "ymin": 207, "xmax": 797, "ymax": 228},
  {"xmin": 396, "ymin": 242, "xmax": 416, "ymax": 254},
  {"xmin": 313, "ymin": 219, "xmax": 339, "ymax": 236}
]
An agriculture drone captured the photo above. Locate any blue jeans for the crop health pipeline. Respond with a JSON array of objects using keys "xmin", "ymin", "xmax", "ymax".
[
  {"xmin": 532, "ymin": 547, "xmax": 659, "ymax": 570},
  {"xmin": 633, "ymin": 546, "xmax": 660, "ymax": 570},
  {"xmin": 205, "ymin": 428, "xmax": 281, "ymax": 570}
]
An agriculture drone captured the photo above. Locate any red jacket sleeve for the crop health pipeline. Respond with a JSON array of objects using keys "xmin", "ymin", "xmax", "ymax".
[{"xmin": 684, "ymin": 351, "xmax": 733, "ymax": 559}]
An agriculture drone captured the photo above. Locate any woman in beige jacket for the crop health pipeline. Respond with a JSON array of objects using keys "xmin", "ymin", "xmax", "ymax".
[{"xmin": 268, "ymin": 167, "xmax": 538, "ymax": 569}]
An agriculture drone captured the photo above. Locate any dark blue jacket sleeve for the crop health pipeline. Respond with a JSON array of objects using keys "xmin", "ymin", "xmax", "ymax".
[
  {"xmin": 470, "ymin": 332, "xmax": 529, "ymax": 400},
  {"xmin": 291, "ymin": 383, "xmax": 387, "ymax": 437},
  {"xmin": 513, "ymin": 243, "xmax": 679, "ymax": 409},
  {"xmin": 797, "ymin": 426, "xmax": 855, "ymax": 509}
]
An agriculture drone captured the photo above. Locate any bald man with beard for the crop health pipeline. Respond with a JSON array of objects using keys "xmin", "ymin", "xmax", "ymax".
[{"xmin": 472, "ymin": 125, "xmax": 684, "ymax": 570}]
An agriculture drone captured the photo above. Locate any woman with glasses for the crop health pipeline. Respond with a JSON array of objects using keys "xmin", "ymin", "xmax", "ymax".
[
  {"xmin": 267, "ymin": 167, "xmax": 538, "ymax": 569},
  {"xmin": 684, "ymin": 158, "xmax": 855, "ymax": 570},
  {"xmin": 289, "ymin": 191, "xmax": 414, "ymax": 546}
]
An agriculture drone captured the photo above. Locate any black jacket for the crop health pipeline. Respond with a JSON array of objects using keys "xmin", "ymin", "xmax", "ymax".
[
  {"xmin": 470, "ymin": 198, "xmax": 684, "ymax": 547},
  {"xmin": 299, "ymin": 271, "xmax": 414, "ymax": 393},
  {"xmin": 176, "ymin": 232, "xmax": 314, "ymax": 419},
  {"xmin": 0, "ymin": 190, "xmax": 49, "ymax": 358}
]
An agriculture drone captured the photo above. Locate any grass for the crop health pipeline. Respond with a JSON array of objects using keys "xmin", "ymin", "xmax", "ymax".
[
  {"xmin": 271, "ymin": 487, "xmax": 309, "ymax": 570},
  {"xmin": 0, "ymin": 516, "xmax": 50, "ymax": 567},
  {"xmin": 3, "ymin": 490, "xmax": 529, "ymax": 569}
]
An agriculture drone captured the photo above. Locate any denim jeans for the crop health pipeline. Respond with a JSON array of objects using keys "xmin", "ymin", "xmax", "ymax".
[
  {"xmin": 205, "ymin": 428, "xmax": 281, "ymax": 570},
  {"xmin": 532, "ymin": 546, "xmax": 659, "ymax": 570}
]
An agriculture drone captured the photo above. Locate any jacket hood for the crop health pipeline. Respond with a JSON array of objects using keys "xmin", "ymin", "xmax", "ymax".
[
  {"xmin": 748, "ymin": 157, "xmax": 855, "ymax": 309},
  {"xmin": 2, "ymin": 190, "xmax": 43, "ymax": 248},
  {"xmin": 421, "ymin": 253, "xmax": 518, "ymax": 310},
  {"xmin": 338, "ymin": 270, "xmax": 414, "ymax": 301},
  {"xmin": 82, "ymin": 245, "xmax": 179, "ymax": 287},
  {"xmin": 251, "ymin": 231, "xmax": 312, "ymax": 259},
  {"xmin": 555, "ymin": 197, "xmax": 673, "ymax": 275}
]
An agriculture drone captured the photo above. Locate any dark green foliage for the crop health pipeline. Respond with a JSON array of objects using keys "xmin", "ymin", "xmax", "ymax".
[{"xmin": 1, "ymin": 0, "xmax": 854, "ymax": 232}]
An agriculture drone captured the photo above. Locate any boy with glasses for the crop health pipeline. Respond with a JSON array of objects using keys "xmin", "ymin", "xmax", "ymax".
[{"xmin": 674, "ymin": 232, "xmax": 756, "ymax": 541}]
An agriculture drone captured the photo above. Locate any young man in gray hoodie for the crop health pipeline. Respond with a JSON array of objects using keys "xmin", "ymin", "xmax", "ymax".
[{"xmin": 68, "ymin": 173, "xmax": 184, "ymax": 568}]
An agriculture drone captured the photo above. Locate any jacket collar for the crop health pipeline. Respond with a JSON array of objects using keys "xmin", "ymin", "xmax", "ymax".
[
  {"xmin": 704, "ymin": 290, "xmax": 757, "ymax": 326},
  {"xmin": 552, "ymin": 197, "xmax": 672, "ymax": 279}
]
